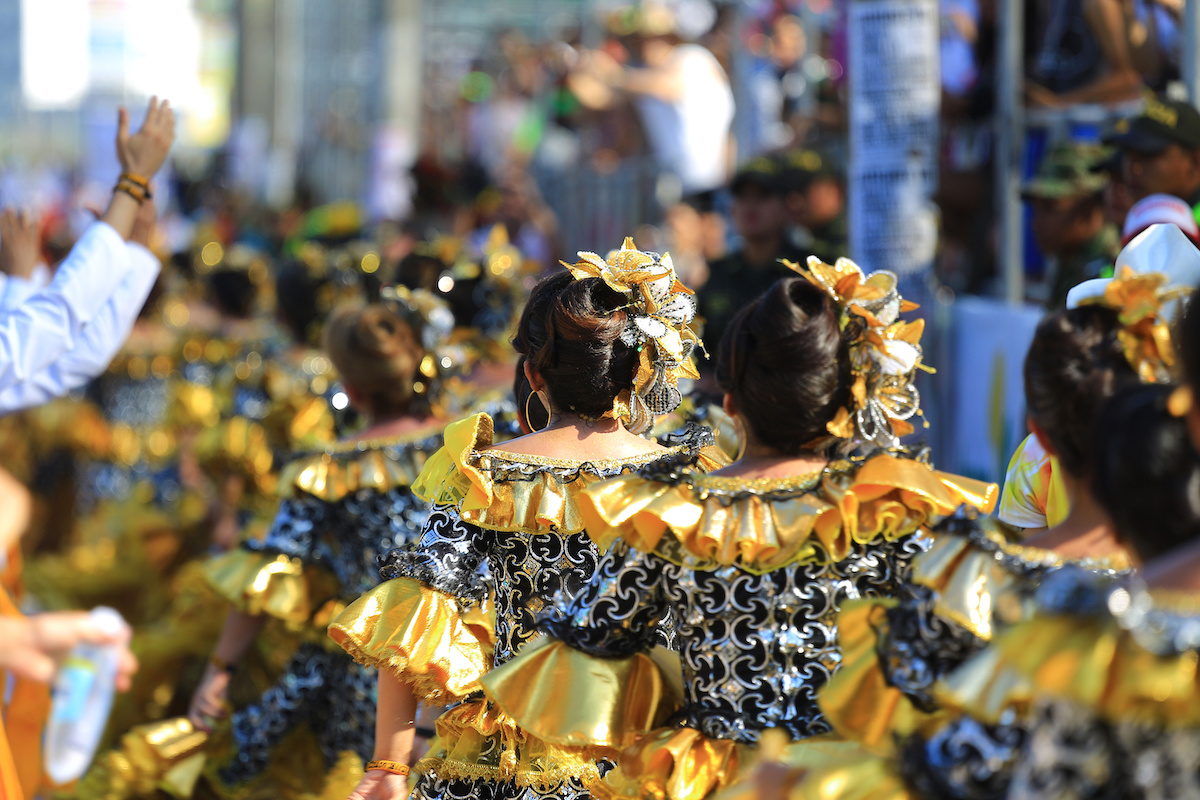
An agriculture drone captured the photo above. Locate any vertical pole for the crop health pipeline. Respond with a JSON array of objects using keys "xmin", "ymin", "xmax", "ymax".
[
  {"xmin": 1186, "ymin": 0, "xmax": 1200, "ymax": 107},
  {"xmin": 996, "ymin": 0, "xmax": 1024, "ymax": 304}
]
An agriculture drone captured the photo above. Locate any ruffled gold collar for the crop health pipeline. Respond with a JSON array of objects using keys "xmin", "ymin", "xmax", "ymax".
[
  {"xmin": 411, "ymin": 413, "xmax": 716, "ymax": 535},
  {"xmin": 279, "ymin": 426, "xmax": 446, "ymax": 502},
  {"xmin": 938, "ymin": 576, "xmax": 1200, "ymax": 726},
  {"xmin": 914, "ymin": 513, "xmax": 1132, "ymax": 640},
  {"xmin": 580, "ymin": 453, "xmax": 998, "ymax": 574}
]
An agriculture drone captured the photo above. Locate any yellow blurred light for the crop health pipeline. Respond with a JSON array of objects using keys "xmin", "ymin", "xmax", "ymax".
[
  {"xmin": 361, "ymin": 253, "xmax": 381, "ymax": 274},
  {"xmin": 201, "ymin": 241, "xmax": 224, "ymax": 267}
]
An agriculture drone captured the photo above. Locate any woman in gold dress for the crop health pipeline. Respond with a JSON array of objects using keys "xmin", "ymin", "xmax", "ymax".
[
  {"xmin": 181, "ymin": 297, "xmax": 449, "ymax": 798},
  {"xmin": 816, "ymin": 293, "xmax": 1145, "ymax": 761},
  {"xmin": 479, "ymin": 257, "xmax": 996, "ymax": 800},
  {"xmin": 331, "ymin": 240, "xmax": 722, "ymax": 800}
]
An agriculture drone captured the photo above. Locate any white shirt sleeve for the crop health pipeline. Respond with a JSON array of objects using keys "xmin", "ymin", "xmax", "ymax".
[
  {"xmin": 0, "ymin": 241, "xmax": 160, "ymax": 413},
  {"xmin": 0, "ymin": 274, "xmax": 35, "ymax": 309},
  {"xmin": 0, "ymin": 222, "xmax": 131, "ymax": 408}
]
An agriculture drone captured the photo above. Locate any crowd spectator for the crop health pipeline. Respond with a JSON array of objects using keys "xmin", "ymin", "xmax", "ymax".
[
  {"xmin": 1022, "ymin": 142, "xmax": 1119, "ymax": 308},
  {"xmin": 779, "ymin": 148, "xmax": 847, "ymax": 266},
  {"xmin": 1106, "ymin": 94, "xmax": 1200, "ymax": 216},
  {"xmin": 0, "ymin": 99, "xmax": 175, "ymax": 413},
  {"xmin": 699, "ymin": 157, "xmax": 802, "ymax": 351}
]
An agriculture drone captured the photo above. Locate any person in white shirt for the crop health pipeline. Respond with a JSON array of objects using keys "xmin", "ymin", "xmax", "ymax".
[
  {"xmin": 0, "ymin": 202, "xmax": 163, "ymax": 413},
  {"xmin": 0, "ymin": 97, "xmax": 175, "ymax": 414}
]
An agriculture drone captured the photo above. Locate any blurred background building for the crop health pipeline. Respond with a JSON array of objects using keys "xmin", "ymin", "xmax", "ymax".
[{"xmin": 0, "ymin": 0, "xmax": 1194, "ymax": 482}]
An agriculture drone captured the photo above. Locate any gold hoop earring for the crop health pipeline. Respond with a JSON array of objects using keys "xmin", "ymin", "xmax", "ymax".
[
  {"xmin": 525, "ymin": 391, "xmax": 548, "ymax": 432},
  {"xmin": 733, "ymin": 416, "xmax": 748, "ymax": 461}
]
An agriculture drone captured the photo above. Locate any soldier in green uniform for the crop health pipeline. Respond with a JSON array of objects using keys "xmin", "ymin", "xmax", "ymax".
[
  {"xmin": 1106, "ymin": 94, "xmax": 1200, "ymax": 221},
  {"xmin": 779, "ymin": 147, "xmax": 847, "ymax": 266},
  {"xmin": 700, "ymin": 157, "xmax": 803, "ymax": 349},
  {"xmin": 1023, "ymin": 142, "xmax": 1120, "ymax": 309}
]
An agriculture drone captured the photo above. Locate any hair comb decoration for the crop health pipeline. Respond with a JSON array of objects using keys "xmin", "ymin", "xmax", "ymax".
[
  {"xmin": 784, "ymin": 256, "xmax": 929, "ymax": 448},
  {"xmin": 379, "ymin": 284, "xmax": 459, "ymax": 411},
  {"xmin": 562, "ymin": 237, "xmax": 703, "ymax": 432},
  {"xmin": 1075, "ymin": 266, "xmax": 1191, "ymax": 384}
]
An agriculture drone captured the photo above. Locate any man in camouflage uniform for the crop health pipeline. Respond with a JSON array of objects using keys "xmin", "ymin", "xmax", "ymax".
[{"xmin": 1024, "ymin": 142, "xmax": 1119, "ymax": 309}]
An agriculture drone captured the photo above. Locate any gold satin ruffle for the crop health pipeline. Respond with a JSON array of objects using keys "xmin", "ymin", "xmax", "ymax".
[
  {"xmin": 416, "ymin": 697, "xmax": 613, "ymax": 791},
  {"xmin": 594, "ymin": 728, "xmax": 854, "ymax": 800},
  {"xmin": 206, "ymin": 548, "xmax": 340, "ymax": 630},
  {"xmin": 328, "ymin": 578, "xmax": 493, "ymax": 704},
  {"xmin": 74, "ymin": 717, "xmax": 208, "ymax": 799},
  {"xmin": 481, "ymin": 637, "xmax": 684, "ymax": 749},
  {"xmin": 913, "ymin": 525, "xmax": 1130, "ymax": 640},
  {"xmin": 817, "ymin": 599, "xmax": 944, "ymax": 755},
  {"xmin": 581, "ymin": 455, "xmax": 998, "ymax": 573},
  {"xmin": 412, "ymin": 413, "xmax": 707, "ymax": 536},
  {"xmin": 195, "ymin": 416, "xmax": 277, "ymax": 495},
  {"xmin": 279, "ymin": 428, "xmax": 441, "ymax": 503},
  {"xmin": 938, "ymin": 612, "xmax": 1200, "ymax": 727}
]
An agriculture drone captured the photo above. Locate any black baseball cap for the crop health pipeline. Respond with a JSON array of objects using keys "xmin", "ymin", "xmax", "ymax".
[
  {"xmin": 731, "ymin": 156, "xmax": 783, "ymax": 195},
  {"xmin": 1105, "ymin": 94, "xmax": 1200, "ymax": 154}
]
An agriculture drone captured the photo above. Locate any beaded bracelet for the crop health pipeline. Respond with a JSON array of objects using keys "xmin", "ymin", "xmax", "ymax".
[{"xmin": 365, "ymin": 760, "xmax": 410, "ymax": 776}]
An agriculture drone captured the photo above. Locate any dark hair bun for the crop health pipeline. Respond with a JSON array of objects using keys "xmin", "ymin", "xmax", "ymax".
[
  {"xmin": 1092, "ymin": 384, "xmax": 1200, "ymax": 562},
  {"xmin": 715, "ymin": 276, "xmax": 850, "ymax": 454},
  {"xmin": 1024, "ymin": 306, "xmax": 1139, "ymax": 476},
  {"xmin": 512, "ymin": 271, "xmax": 638, "ymax": 419}
]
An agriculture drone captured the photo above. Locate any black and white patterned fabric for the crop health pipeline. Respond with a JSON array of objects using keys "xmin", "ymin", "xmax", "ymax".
[
  {"xmin": 542, "ymin": 529, "xmax": 925, "ymax": 745},
  {"xmin": 222, "ymin": 643, "xmax": 377, "ymax": 784},
  {"xmin": 222, "ymin": 445, "xmax": 433, "ymax": 785},
  {"xmin": 248, "ymin": 487, "xmax": 429, "ymax": 599}
]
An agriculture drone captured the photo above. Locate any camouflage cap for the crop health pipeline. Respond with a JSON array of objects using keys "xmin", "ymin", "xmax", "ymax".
[
  {"xmin": 1021, "ymin": 143, "xmax": 1111, "ymax": 200},
  {"xmin": 777, "ymin": 148, "xmax": 839, "ymax": 192},
  {"xmin": 731, "ymin": 155, "xmax": 783, "ymax": 195}
]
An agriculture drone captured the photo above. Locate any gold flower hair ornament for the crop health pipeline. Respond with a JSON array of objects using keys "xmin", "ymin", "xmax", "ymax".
[
  {"xmin": 1078, "ymin": 266, "xmax": 1189, "ymax": 384},
  {"xmin": 563, "ymin": 237, "xmax": 702, "ymax": 432},
  {"xmin": 785, "ymin": 256, "xmax": 929, "ymax": 448}
]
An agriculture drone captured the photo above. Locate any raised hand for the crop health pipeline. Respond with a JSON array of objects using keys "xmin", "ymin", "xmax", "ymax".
[
  {"xmin": 117, "ymin": 96, "xmax": 176, "ymax": 178},
  {"xmin": 0, "ymin": 208, "xmax": 41, "ymax": 280}
]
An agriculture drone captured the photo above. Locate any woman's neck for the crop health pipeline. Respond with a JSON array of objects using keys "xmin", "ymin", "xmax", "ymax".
[
  {"xmin": 1024, "ymin": 471, "xmax": 1125, "ymax": 559},
  {"xmin": 714, "ymin": 433, "xmax": 828, "ymax": 480},
  {"xmin": 352, "ymin": 412, "xmax": 437, "ymax": 442}
]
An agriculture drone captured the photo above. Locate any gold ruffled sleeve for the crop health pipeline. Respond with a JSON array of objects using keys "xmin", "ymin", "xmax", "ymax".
[
  {"xmin": 194, "ymin": 416, "xmax": 277, "ymax": 499},
  {"xmin": 411, "ymin": 413, "xmax": 492, "ymax": 508},
  {"xmin": 937, "ymin": 612, "xmax": 1200, "ymax": 727},
  {"xmin": 328, "ymin": 578, "xmax": 493, "ymax": 704},
  {"xmin": 910, "ymin": 532, "xmax": 1026, "ymax": 641},
  {"xmin": 74, "ymin": 717, "xmax": 208, "ymax": 800},
  {"xmin": 205, "ymin": 549, "xmax": 338, "ymax": 627},
  {"xmin": 817, "ymin": 598, "xmax": 943, "ymax": 755},
  {"xmin": 581, "ymin": 456, "xmax": 998, "ymax": 573},
  {"xmin": 480, "ymin": 637, "xmax": 684, "ymax": 749}
]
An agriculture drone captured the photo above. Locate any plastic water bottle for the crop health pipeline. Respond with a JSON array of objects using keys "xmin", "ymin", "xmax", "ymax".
[{"xmin": 42, "ymin": 606, "xmax": 127, "ymax": 785}]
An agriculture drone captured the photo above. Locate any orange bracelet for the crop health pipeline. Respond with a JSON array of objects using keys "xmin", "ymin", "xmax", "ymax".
[
  {"xmin": 119, "ymin": 171, "xmax": 151, "ymax": 189},
  {"xmin": 365, "ymin": 760, "xmax": 410, "ymax": 776}
]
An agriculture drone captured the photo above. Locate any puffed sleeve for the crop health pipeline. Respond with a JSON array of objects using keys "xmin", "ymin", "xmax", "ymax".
[
  {"xmin": 819, "ymin": 584, "xmax": 987, "ymax": 754},
  {"xmin": 206, "ymin": 495, "xmax": 337, "ymax": 627},
  {"xmin": 479, "ymin": 540, "xmax": 684, "ymax": 750},
  {"xmin": 328, "ymin": 503, "xmax": 496, "ymax": 704}
]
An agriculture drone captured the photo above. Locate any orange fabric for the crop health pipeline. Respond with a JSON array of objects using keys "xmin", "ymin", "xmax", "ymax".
[
  {"xmin": 0, "ymin": 721, "xmax": 23, "ymax": 800},
  {"xmin": 0, "ymin": 585, "xmax": 51, "ymax": 798}
]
